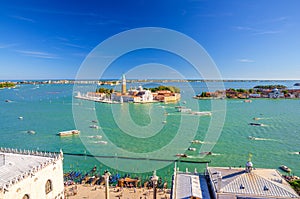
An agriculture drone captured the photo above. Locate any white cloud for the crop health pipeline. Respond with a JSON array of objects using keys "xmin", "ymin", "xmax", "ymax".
[
  {"xmin": 0, "ymin": 43, "xmax": 18, "ymax": 49},
  {"xmin": 16, "ymin": 50, "xmax": 59, "ymax": 59},
  {"xmin": 237, "ymin": 59, "xmax": 255, "ymax": 63},
  {"xmin": 10, "ymin": 15, "xmax": 35, "ymax": 23},
  {"xmin": 253, "ymin": 30, "xmax": 281, "ymax": 35},
  {"xmin": 61, "ymin": 42, "xmax": 86, "ymax": 49},
  {"xmin": 234, "ymin": 26, "xmax": 256, "ymax": 31}
]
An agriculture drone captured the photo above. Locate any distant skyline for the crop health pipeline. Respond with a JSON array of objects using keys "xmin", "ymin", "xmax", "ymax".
[{"xmin": 0, "ymin": 0, "xmax": 300, "ymax": 80}]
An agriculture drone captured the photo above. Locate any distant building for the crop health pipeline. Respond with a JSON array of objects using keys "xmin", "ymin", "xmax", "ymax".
[
  {"xmin": 0, "ymin": 148, "xmax": 64, "ymax": 199},
  {"xmin": 112, "ymin": 85, "xmax": 154, "ymax": 103},
  {"xmin": 207, "ymin": 161, "xmax": 299, "ymax": 199},
  {"xmin": 268, "ymin": 88, "xmax": 284, "ymax": 98},
  {"xmin": 111, "ymin": 93, "xmax": 134, "ymax": 103},
  {"xmin": 86, "ymin": 92, "xmax": 107, "ymax": 99},
  {"xmin": 249, "ymin": 93, "xmax": 261, "ymax": 98},
  {"xmin": 154, "ymin": 90, "xmax": 181, "ymax": 102}
]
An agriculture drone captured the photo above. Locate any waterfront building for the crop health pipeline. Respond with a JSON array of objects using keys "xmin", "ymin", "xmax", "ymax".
[
  {"xmin": 249, "ymin": 93, "xmax": 261, "ymax": 98},
  {"xmin": 171, "ymin": 160, "xmax": 299, "ymax": 199},
  {"xmin": 287, "ymin": 89, "xmax": 300, "ymax": 98},
  {"xmin": 133, "ymin": 86, "xmax": 153, "ymax": 102},
  {"xmin": 0, "ymin": 148, "xmax": 64, "ymax": 199},
  {"xmin": 171, "ymin": 165, "xmax": 211, "ymax": 199},
  {"xmin": 111, "ymin": 93, "xmax": 134, "ymax": 103},
  {"xmin": 153, "ymin": 90, "xmax": 181, "ymax": 102},
  {"xmin": 268, "ymin": 88, "xmax": 284, "ymax": 98},
  {"xmin": 207, "ymin": 161, "xmax": 299, "ymax": 199}
]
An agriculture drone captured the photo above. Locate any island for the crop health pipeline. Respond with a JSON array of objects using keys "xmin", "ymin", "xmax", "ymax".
[
  {"xmin": 194, "ymin": 85, "xmax": 300, "ymax": 99},
  {"xmin": 75, "ymin": 75, "xmax": 181, "ymax": 103}
]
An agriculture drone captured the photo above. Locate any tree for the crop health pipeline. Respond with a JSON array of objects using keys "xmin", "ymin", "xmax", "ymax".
[{"xmin": 0, "ymin": 82, "xmax": 15, "ymax": 88}]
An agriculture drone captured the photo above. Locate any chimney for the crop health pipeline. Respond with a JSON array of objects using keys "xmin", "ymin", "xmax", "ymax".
[{"xmin": 217, "ymin": 172, "xmax": 222, "ymax": 192}]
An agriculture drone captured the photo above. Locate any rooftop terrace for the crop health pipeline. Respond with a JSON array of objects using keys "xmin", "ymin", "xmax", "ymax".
[{"xmin": 0, "ymin": 148, "xmax": 62, "ymax": 190}]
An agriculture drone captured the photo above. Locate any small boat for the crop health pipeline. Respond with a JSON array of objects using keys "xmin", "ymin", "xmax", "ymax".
[
  {"xmin": 188, "ymin": 147, "xmax": 196, "ymax": 151},
  {"xmin": 27, "ymin": 130, "xmax": 36, "ymax": 134},
  {"xmin": 244, "ymin": 99, "xmax": 252, "ymax": 103},
  {"xmin": 5, "ymin": 99, "xmax": 12, "ymax": 103},
  {"xmin": 87, "ymin": 135, "xmax": 102, "ymax": 139},
  {"xmin": 162, "ymin": 121, "xmax": 167, "ymax": 124},
  {"xmin": 191, "ymin": 111, "xmax": 212, "ymax": 116},
  {"xmin": 89, "ymin": 125, "xmax": 99, "ymax": 129},
  {"xmin": 280, "ymin": 165, "xmax": 291, "ymax": 172},
  {"xmin": 175, "ymin": 106, "xmax": 186, "ymax": 109},
  {"xmin": 177, "ymin": 108, "xmax": 192, "ymax": 113},
  {"xmin": 191, "ymin": 140, "xmax": 203, "ymax": 144},
  {"xmin": 248, "ymin": 136, "xmax": 256, "ymax": 140},
  {"xmin": 253, "ymin": 117, "xmax": 261, "ymax": 120},
  {"xmin": 18, "ymin": 116, "xmax": 23, "ymax": 120},
  {"xmin": 57, "ymin": 130, "xmax": 80, "ymax": 136},
  {"xmin": 249, "ymin": 123, "xmax": 263, "ymax": 126},
  {"xmin": 176, "ymin": 153, "xmax": 187, "ymax": 158},
  {"xmin": 92, "ymin": 120, "xmax": 98, "ymax": 123}
]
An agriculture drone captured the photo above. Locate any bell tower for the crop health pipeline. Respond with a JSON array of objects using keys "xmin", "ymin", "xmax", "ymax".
[{"xmin": 121, "ymin": 74, "xmax": 126, "ymax": 95}]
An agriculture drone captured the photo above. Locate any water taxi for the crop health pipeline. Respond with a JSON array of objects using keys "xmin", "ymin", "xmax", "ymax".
[
  {"xmin": 57, "ymin": 130, "xmax": 80, "ymax": 136},
  {"xmin": 27, "ymin": 130, "xmax": 36, "ymax": 134},
  {"xmin": 188, "ymin": 147, "xmax": 196, "ymax": 151},
  {"xmin": 253, "ymin": 117, "xmax": 261, "ymax": 120},
  {"xmin": 176, "ymin": 153, "xmax": 187, "ymax": 158},
  {"xmin": 191, "ymin": 111, "xmax": 212, "ymax": 116},
  {"xmin": 280, "ymin": 165, "xmax": 291, "ymax": 172},
  {"xmin": 249, "ymin": 122, "xmax": 263, "ymax": 126},
  {"xmin": 248, "ymin": 136, "xmax": 256, "ymax": 140},
  {"xmin": 89, "ymin": 124, "xmax": 99, "ymax": 129},
  {"xmin": 191, "ymin": 140, "xmax": 203, "ymax": 144}
]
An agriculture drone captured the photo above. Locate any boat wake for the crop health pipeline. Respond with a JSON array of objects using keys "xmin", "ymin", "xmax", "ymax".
[
  {"xmin": 253, "ymin": 138, "xmax": 273, "ymax": 141},
  {"xmin": 210, "ymin": 153, "xmax": 221, "ymax": 156},
  {"xmin": 253, "ymin": 117, "xmax": 271, "ymax": 121},
  {"xmin": 289, "ymin": 152, "xmax": 300, "ymax": 155},
  {"xmin": 249, "ymin": 122, "xmax": 268, "ymax": 127},
  {"xmin": 191, "ymin": 140, "xmax": 204, "ymax": 144},
  {"xmin": 92, "ymin": 140, "xmax": 108, "ymax": 144},
  {"xmin": 87, "ymin": 135, "xmax": 102, "ymax": 139},
  {"xmin": 189, "ymin": 153, "xmax": 221, "ymax": 158},
  {"xmin": 248, "ymin": 136, "xmax": 275, "ymax": 141}
]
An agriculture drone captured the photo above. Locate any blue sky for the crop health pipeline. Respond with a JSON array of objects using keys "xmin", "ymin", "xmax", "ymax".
[{"xmin": 0, "ymin": 0, "xmax": 299, "ymax": 80}]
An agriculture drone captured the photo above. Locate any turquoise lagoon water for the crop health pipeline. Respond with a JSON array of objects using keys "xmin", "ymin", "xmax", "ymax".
[{"xmin": 0, "ymin": 81, "xmax": 299, "ymax": 180}]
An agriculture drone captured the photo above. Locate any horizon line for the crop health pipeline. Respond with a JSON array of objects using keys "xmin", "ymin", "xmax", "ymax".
[{"xmin": 1, "ymin": 78, "xmax": 300, "ymax": 82}]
